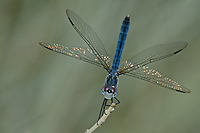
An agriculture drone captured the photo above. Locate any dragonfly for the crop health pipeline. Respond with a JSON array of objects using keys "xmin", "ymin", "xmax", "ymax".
[{"xmin": 39, "ymin": 9, "xmax": 191, "ymax": 120}]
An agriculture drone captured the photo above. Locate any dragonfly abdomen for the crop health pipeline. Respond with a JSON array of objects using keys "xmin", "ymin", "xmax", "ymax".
[{"xmin": 112, "ymin": 15, "xmax": 130, "ymax": 70}]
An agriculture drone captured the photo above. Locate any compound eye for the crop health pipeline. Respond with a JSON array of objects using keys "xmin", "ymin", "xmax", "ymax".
[
  {"xmin": 102, "ymin": 85, "xmax": 118, "ymax": 99},
  {"xmin": 104, "ymin": 86, "xmax": 116, "ymax": 94}
]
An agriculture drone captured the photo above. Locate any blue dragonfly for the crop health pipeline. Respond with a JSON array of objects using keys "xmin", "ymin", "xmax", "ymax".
[{"xmin": 39, "ymin": 9, "xmax": 191, "ymax": 120}]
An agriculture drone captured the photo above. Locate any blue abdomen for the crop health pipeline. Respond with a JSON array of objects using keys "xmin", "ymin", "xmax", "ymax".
[{"xmin": 112, "ymin": 15, "xmax": 130, "ymax": 70}]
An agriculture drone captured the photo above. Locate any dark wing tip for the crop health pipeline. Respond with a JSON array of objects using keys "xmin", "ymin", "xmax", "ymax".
[
  {"xmin": 176, "ymin": 90, "xmax": 185, "ymax": 93},
  {"xmin": 174, "ymin": 49, "xmax": 183, "ymax": 54},
  {"xmin": 176, "ymin": 89, "xmax": 191, "ymax": 93},
  {"xmin": 68, "ymin": 17, "xmax": 74, "ymax": 25},
  {"xmin": 174, "ymin": 42, "xmax": 188, "ymax": 54},
  {"xmin": 66, "ymin": 9, "xmax": 74, "ymax": 26}
]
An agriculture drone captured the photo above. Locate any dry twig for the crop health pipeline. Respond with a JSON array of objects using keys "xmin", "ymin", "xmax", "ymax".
[{"xmin": 85, "ymin": 103, "xmax": 116, "ymax": 133}]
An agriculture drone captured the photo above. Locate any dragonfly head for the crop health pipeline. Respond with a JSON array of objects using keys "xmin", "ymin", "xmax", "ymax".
[{"xmin": 101, "ymin": 85, "xmax": 117, "ymax": 99}]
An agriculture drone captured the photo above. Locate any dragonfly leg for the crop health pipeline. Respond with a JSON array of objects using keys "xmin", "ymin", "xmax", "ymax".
[
  {"xmin": 114, "ymin": 97, "xmax": 120, "ymax": 105},
  {"xmin": 111, "ymin": 97, "xmax": 113, "ymax": 104},
  {"xmin": 107, "ymin": 97, "xmax": 120, "ymax": 107},
  {"xmin": 104, "ymin": 98, "xmax": 113, "ymax": 106},
  {"xmin": 98, "ymin": 98, "xmax": 107, "ymax": 121}
]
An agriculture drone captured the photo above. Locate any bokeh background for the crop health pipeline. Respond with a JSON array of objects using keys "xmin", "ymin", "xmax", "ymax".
[{"xmin": 1, "ymin": 0, "xmax": 200, "ymax": 133}]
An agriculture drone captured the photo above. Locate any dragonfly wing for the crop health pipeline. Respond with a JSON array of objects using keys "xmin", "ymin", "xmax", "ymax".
[
  {"xmin": 125, "ymin": 66, "xmax": 191, "ymax": 93},
  {"xmin": 66, "ymin": 9, "xmax": 111, "ymax": 71},
  {"xmin": 119, "ymin": 42, "xmax": 188, "ymax": 74},
  {"xmin": 39, "ymin": 42, "xmax": 111, "ymax": 68}
]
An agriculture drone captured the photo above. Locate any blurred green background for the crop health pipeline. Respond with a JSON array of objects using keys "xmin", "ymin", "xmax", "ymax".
[{"xmin": 1, "ymin": 0, "xmax": 200, "ymax": 133}]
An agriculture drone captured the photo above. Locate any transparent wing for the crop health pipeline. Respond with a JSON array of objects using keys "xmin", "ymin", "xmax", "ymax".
[
  {"xmin": 125, "ymin": 66, "xmax": 191, "ymax": 93},
  {"xmin": 39, "ymin": 42, "xmax": 111, "ymax": 68},
  {"xmin": 66, "ymin": 9, "xmax": 111, "ymax": 71},
  {"xmin": 119, "ymin": 42, "xmax": 188, "ymax": 74}
]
